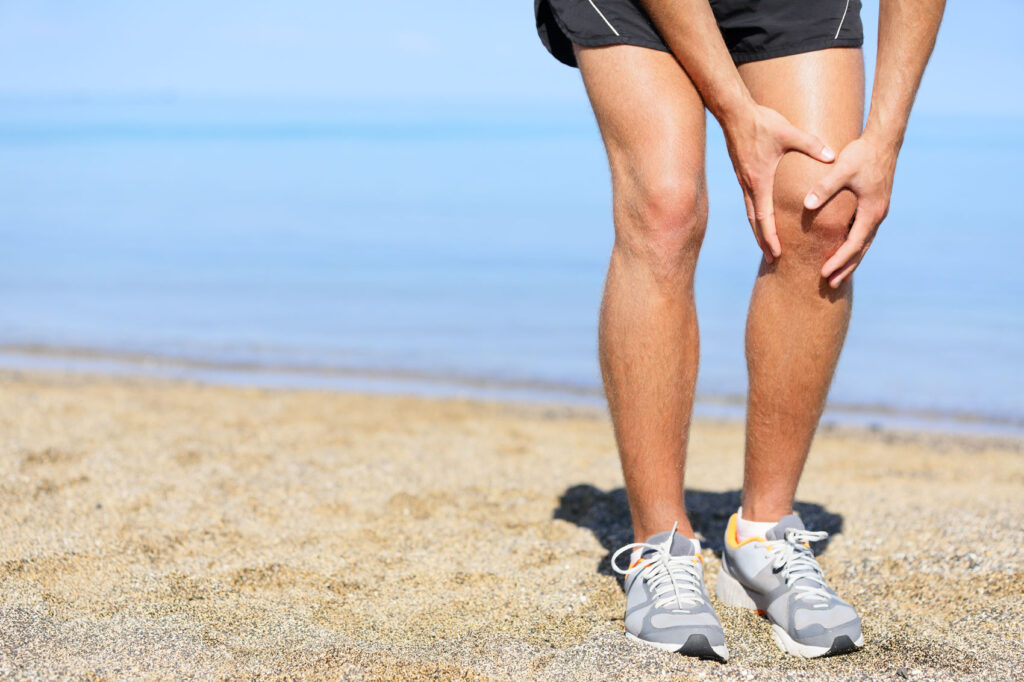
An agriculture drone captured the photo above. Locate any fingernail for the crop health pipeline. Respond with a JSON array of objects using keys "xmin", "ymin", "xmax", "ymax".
[
  {"xmin": 822, "ymin": 147, "xmax": 835, "ymax": 161},
  {"xmin": 805, "ymin": 193, "xmax": 819, "ymax": 209}
]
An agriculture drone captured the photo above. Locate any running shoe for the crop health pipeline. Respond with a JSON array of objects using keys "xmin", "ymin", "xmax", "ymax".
[
  {"xmin": 612, "ymin": 524, "xmax": 729, "ymax": 661},
  {"xmin": 716, "ymin": 513, "xmax": 863, "ymax": 658}
]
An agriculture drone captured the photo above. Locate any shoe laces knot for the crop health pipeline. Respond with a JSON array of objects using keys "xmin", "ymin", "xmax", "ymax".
[
  {"xmin": 611, "ymin": 523, "xmax": 704, "ymax": 610},
  {"xmin": 766, "ymin": 528, "xmax": 832, "ymax": 604}
]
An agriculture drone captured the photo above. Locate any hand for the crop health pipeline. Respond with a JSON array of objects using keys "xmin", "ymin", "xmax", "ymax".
[
  {"xmin": 804, "ymin": 135, "xmax": 898, "ymax": 288},
  {"xmin": 721, "ymin": 103, "xmax": 836, "ymax": 263}
]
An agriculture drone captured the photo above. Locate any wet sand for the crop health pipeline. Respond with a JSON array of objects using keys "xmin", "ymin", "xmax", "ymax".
[{"xmin": 1, "ymin": 370, "xmax": 1021, "ymax": 680}]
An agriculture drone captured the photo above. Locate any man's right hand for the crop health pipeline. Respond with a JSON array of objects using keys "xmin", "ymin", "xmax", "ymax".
[{"xmin": 720, "ymin": 102, "xmax": 836, "ymax": 263}]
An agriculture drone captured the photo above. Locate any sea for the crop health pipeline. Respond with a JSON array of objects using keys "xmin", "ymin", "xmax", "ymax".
[{"xmin": 1, "ymin": 97, "xmax": 1021, "ymax": 435}]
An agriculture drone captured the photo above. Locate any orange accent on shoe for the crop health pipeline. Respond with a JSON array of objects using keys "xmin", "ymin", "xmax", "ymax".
[{"xmin": 725, "ymin": 513, "xmax": 767, "ymax": 549}]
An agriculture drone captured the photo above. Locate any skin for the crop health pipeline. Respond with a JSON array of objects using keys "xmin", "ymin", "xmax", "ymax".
[
  {"xmin": 577, "ymin": 44, "xmax": 707, "ymax": 541},
  {"xmin": 579, "ymin": 0, "xmax": 945, "ymax": 540},
  {"xmin": 808, "ymin": 0, "xmax": 947, "ymax": 287},
  {"xmin": 738, "ymin": 50, "xmax": 863, "ymax": 522},
  {"xmin": 637, "ymin": 0, "xmax": 838, "ymax": 264}
]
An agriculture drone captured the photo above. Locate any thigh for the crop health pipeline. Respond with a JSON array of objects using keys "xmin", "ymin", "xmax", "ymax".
[
  {"xmin": 575, "ymin": 44, "xmax": 707, "ymax": 206},
  {"xmin": 738, "ymin": 48, "xmax": 865, "ymax": 219}
]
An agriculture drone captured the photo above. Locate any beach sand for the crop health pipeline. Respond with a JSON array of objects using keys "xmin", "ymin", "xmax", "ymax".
[{"xmin": 1, "ymin": 370, "xmax": 1021, "ymax": 680}]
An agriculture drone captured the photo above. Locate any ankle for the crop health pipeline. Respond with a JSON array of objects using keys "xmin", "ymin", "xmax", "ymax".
[{"xmin": 738, "ymin": 500, "xmax": 791, "ymax": 524}]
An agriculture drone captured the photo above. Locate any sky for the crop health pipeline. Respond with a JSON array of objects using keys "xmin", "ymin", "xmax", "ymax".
[{"xmin": 0, "ymin": 1, "xmax": 1022, "ymax": 116}]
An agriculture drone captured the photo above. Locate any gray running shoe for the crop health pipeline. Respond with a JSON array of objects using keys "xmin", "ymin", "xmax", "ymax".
[
  {"xmin": 612, "ymin": 524, "xmax": 729, "ymax": 661},
  {"xmin": 716, "ymin": 513, "xmax": 863, "ymax": 658}
]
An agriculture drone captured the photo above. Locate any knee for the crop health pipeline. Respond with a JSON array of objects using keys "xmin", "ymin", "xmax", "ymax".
[
  {"xmin": 775, "ymin": 181, "xmax": 857, "ymax": 267},
  {"xmin": 614, "ymin": 172, "xmax": 708, "ymax": 281}
]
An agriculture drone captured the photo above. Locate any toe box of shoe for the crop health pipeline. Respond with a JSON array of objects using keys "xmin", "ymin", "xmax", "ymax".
[
  {"xmin": 640, "ymin": 610, "xmax": 727, "ymax": 647},
  {"xmin": 791, "ymin": 604, "xmax": 862, "ymax": 649}
]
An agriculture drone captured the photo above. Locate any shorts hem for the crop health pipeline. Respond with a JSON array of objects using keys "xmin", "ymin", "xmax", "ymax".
[
  {"xmin": 567, "ymin": 35, "xmax": 672, "ymax": 63},
  {"xmin": 730, "ymin": 37, "xmax": 864, "ymax": 64}
]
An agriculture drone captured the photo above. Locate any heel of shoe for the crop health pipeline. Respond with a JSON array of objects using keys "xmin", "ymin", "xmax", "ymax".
[{"xmin": 715, "ymin": 568, "xmax": 758, "ymax": 610}]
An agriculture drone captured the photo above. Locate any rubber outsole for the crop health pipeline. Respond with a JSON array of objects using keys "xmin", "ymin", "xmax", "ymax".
[
  {"xmin": 824, "ymin": 635, "xmax": 861, "ymax": 657},
  {"xmin": 625, "ymin": 631, "xmax": 729, "ymax": 662},
  {"xmin": 680, "ymin": 634, "xmax": 730, "ymax": 662}
]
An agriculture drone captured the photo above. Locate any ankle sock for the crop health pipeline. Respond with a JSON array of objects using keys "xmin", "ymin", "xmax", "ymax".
[{"xmin": 736, "ymin": 507, "xmax": 778, "ymax": 542}]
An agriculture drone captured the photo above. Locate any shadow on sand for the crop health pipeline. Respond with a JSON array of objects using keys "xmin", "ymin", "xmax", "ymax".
[{"xmin": 553, "ymin": 485, "xmax": 843, "ymax": 583}]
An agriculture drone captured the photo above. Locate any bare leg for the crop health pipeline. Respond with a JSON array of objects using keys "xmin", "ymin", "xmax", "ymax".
[
  {"xmin": 737, "ymin": 49, "xmax": 866, "ymax": 521},
  {"xmin": 575, "ymin": 44, "xmax": 708, "ymax": 542}
]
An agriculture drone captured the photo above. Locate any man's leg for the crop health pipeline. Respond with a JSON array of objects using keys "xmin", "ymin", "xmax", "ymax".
[
  {"xmin": 578, "ymin": 44, "xmax": 730, "ymax": 661},
  {"xmin": 713, "ymin": 49, "xmax": 867, "ymax": 659},
  {"xmin": 575, "ymin": 44, "xmax": 707, "ymax": 543},
  {"xmin": 737, "ymin": 49, "xmax": 866, "ymax": 521}
]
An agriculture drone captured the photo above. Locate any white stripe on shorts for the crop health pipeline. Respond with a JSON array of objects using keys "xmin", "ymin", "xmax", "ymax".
[
  {"xmin": 587, "ymin": 0, "xmax": 620, "ymax": 36},
  {"xmin": 834, "ymin": 0, "xmax": 851, "ymax": 39}
]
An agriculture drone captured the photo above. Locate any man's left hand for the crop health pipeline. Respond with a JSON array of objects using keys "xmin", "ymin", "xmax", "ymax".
[{"xmin": 803, "ymin": 135, "xmax": 899, "ymax": 288}]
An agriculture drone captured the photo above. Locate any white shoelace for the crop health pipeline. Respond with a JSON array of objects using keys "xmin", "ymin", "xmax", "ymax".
[
  {"xmin": 766, "ymin": 528, "xmax": 832, "ymax": 604},
  {"xmin": 611, "ymin": 524, "xmax": 704, "ymax": 610}
]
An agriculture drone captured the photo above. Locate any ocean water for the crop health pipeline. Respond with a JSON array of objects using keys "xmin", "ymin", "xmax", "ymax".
[{"xmin": 0, "ymin": 98, "xmax": 1021, "ymax": 431}]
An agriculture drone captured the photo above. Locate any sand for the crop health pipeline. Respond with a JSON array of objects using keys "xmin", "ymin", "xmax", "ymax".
[{"xmin": 0, "ymin": 370, "xmax": 1021, "ymax": 680}]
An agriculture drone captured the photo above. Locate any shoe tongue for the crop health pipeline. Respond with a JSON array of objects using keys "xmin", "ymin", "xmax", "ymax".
[
  {"xmin": 765, "ymin": 514, "xmax": 805, "ymax": 541},
  {"xmin": 642, "ymin": 530, "xmax": 697, "ymax": 558},
  {"xmin": 764, "ymin": 514, "xmax": 826, "ymax": 597}
]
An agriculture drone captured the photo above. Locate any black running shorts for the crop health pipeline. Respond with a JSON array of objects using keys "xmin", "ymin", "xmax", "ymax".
[{"xmin": 535, "ymin": 0, "xmax": 863, "ymax": 67}]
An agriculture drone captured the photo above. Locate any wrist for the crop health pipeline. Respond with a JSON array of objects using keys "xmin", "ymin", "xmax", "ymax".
[
  {"xmin": 863, "ymin": 112, "xmax": 907, "ymax": 153},
  {"xmin": 706, "ymin": 84, "xmax": 756, "ymax": 127},
  {"xmin": 855, "ymin": 126, "xmax": 901, "ymax": 180}
]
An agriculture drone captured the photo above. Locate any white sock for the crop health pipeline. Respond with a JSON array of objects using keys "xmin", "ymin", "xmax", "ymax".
[{"xmin": 736, "ymin": 507, "xmax": 777, "ymax": 542}]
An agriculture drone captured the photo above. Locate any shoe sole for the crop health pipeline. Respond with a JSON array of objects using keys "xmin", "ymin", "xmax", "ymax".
[
  {"xmin": 625, "ymin": 631, "xmax": 729, "ymax": 662},
  {"xmin": 715, "ymin": 568, "xmax": 864, "ymax": 659}
]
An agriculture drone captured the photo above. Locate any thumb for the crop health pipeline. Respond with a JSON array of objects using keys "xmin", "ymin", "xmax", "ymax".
[
  {"xmin": 785, "ymin": 125, "xmax": 835, "ymax": 164},
  {"xmin": 804, "ymin": 166, "xmax": 849, "ymax": 210}
]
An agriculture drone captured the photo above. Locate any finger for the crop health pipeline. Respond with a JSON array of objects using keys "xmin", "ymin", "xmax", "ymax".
[
  {"xmin": 753, "ymin": 184, "xmax": 781, "ymax": 260},
  {"xmin": 829, "ymin": 234, "xmax": 873, "ymax": 287},
  {"xmin": 784, "ymin": 126, "xmax": 836, "ymax": 164},
  {"xmin": 827, "ymin": 247, "xmax": 867, "ymax": 288},
  {"xmin": 804, "ymin": 165, "xmax": 850, "ymax": 210},
  {"xmin": 742, "ymin": 191, "xmax": 769, "ymax": 256},
  {"xmin": 743, "ymin": 189, "xmax": 771, "ymax": 261},
  {"xmin": 821, "ymin": 208, "xmax": 875, "ymax": 279}
]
